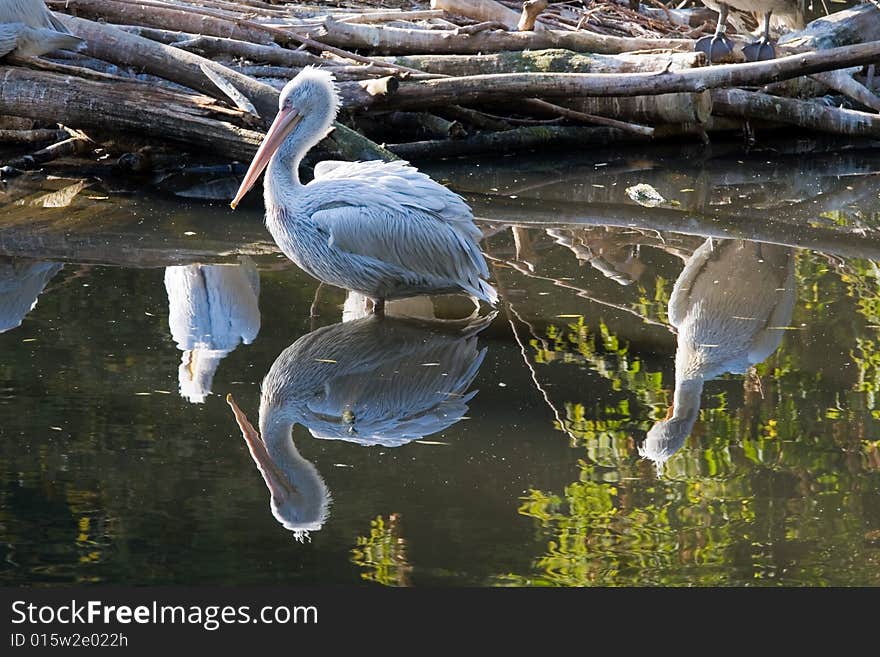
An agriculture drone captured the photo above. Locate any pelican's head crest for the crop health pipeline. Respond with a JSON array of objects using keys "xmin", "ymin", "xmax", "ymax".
[{"xmin": 279, "ymin": 66, "xmax": 341, "ymax": 122}]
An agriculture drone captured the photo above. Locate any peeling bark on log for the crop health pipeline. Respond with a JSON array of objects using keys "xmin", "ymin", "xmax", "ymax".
[
  {"xmin": 379, "ymin": 49, "xmax": 705, "ymax": 76},
  {"xmin": 317, "ymin": 17, "xmax": 693, "ymax": 55},
  {"xmin": 711, "ymin": 88, "xmax": 880, "ymax": 137}
]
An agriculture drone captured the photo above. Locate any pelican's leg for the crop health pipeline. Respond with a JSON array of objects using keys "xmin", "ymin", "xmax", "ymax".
[
  {"xmin": 373, "ymin": 298, "xmax": 386, "ymax": 318},
  {"xmin": 743, "ymin": 11, "xmax": 776, "ymax": 62},
  {"xmin": 309, "ymin": 282, "xmax": 325, "ymax": 318},
  {"xmin": 694, "ymin": 3, "xmax": 734, "ymax": 63}
]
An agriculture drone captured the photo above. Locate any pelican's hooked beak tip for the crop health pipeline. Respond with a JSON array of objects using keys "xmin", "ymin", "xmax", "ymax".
[{"xmin": 229, "ymin": 200, "xmax": 239, "ymax": 210}]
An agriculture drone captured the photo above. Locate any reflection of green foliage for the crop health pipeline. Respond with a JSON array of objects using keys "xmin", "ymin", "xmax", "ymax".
[
  {"xmin": 351, "ymin": 515, "xmax": 412, "ymax": 587},
  {"xmin": 633, "ymin": 275, "xmax": 670, "ymax": 325},
  {"xmin": 532, "ymin": 317, "xmax": 667, "ymax": 414},
  {"xmin": 503, "ymin": 249, "xmax": 880, "ymax": 586}
]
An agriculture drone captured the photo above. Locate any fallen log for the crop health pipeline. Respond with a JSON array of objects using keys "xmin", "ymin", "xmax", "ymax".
[
  {"xmin": 118, "ymin": 27, "xmax": 327, "ymax": 68},
  {"xmin": 379, "ymin": 49, "xmax": 705, "ymax": 76},
  {"xmin": 0, "ymin": 67, "xmax": 263, "ymax": 161},
  {"xmin": 0, "ymin": 129, "xmax": 69, "ymax": 145},
  {"xmin": 336, "ymin": 40, "xmax": 880, "ymax": 110},
  {"xmin": 563, "ymin": 91, "xmax": 713, "ymax": 125},
  {"xmin": 3, "ymin": 133, "xmax": 92, "ymax": 173},
  {"xmin": 358, "ymin": 111, "xmax": 466, "ymax": 141},
  {"xmin": 50, "ymin": 0, "xmax": 276, "ymax": 44},
  {"xmin": 711, "ymin": 88, "xmax": 880, "ymax": 137},
  {"xmin": 55, "ymin": 14, "xmax": 396, "ymax": 161},
  {"xmin": 386, "ymin": 125, "xmax": 646, "ymax": 159},
  {"xmin": 317, "ymin": 16, "xmax": 694, "ymax": 55},
  {"xmin": 50, "ymin": 0, "xmax": 426, "ymax": 74}
]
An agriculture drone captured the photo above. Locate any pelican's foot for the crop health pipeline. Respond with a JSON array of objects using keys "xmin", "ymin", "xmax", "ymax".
[
  {"xmin": 371, "ymin": 298, "xmax": 386, "ymax": 318},
  {"xmin": 695, "ymin": 33, "xmax": 734, "ymax": 64},
  {"xmin": 742, "ymin": 38, "xmax": 775, "ymax": 62}
]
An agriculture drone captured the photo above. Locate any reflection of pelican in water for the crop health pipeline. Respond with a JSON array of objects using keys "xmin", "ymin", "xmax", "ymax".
[
  {"xmin": 640, "ymin": 239, "xmax": 796, "ymax": 470},
  {"xmin": 0, "ymin": 258, "xmax": 63, "ymax": 333},
  {"xmin": 165, "ymin": 257, "xmax": 260, "ymax": 403},
  {"xmin": 227, "ymin": 313, "xmax": 491, "ymax": 539}
]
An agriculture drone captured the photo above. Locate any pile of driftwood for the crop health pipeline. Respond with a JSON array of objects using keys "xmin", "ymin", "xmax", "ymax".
[{"xmin": 1, "ymin": 0, "xmax": 880, "ymax": 178}]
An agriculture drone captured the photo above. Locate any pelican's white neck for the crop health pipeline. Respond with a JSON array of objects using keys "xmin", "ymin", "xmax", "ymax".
[
  {"xmin": 264, "ymin": 102, "xmax": 336, "ymax": 206},
  {"xmin": 670, "ymin": 377, "xmax": 704, "ymax": 422},
  {"xmin": 256, "ymin": 400, "xmax": 330, "ymax": 539}
]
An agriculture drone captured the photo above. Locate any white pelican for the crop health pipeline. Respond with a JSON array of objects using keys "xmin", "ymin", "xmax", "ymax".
[
  {"xmin": 639, "ymin": 239, "xmax": 796, "ymax": 470},
  {"xmin": 0, "ymin": 0, "xmax": 82, "ymax": 58},
  {"xmin": 696, "ymin": 0, "xmax": 803, "ymax": 62},
  {"xmin": 229, "ymin": 67, "xmax": 497, "ymax": 316},
  {"xmin": 0, "ymin": 258, "xmax": 62, "ymax": 333},
  {"xmin": 164, "ymin": 257, "xmax": 260, "ymax": 403},
  {"xmin": 227, "ymin": 313, "xmax": 490, "ymax": 540}
]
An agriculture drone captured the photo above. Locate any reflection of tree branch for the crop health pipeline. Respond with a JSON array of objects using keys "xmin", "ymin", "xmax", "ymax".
[
  {"xmin": 486, "ymin": 253, "xmax": 673, "ymax": 332},
  {"xmin": 503, "ymin": 283, "xmax": 577, "ymax": 443},
  {"xmin": 484, "ymin": 238, "xmax": 577, "ymax": 442}
]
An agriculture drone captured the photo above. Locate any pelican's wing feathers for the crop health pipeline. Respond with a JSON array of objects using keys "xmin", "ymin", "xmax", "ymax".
[
  {"xmin": 306, "ymin": 160, "xmax": 493, "ymax": 299},
  {"xmin": 668, "ymin": 237, "xmax": 716, "ymax": 328}
]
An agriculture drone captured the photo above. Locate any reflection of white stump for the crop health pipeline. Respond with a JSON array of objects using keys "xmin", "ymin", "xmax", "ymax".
[
  {"xmin": 342, "ymin": 290, "xmax": 435, "ymax": 323},
  {"xmin": 165, "ymin": 257, "xmax": 260, "ymax": 403},
  {"xmin": 0, "ymin": 260, "xmax": 63, "ymax": 333}
]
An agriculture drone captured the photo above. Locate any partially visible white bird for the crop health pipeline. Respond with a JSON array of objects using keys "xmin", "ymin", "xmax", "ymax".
[
  {"xmin": 0, "ymin": 258, "xmax": 62, "ymax": 333},
  {"xmin": 165, "ymin": 257, "xmax": 260, "ymax": 403},
  {"xmin": 229, "ymin": 67, "xmax": 497, "ymax": 316},
  {"xmin": 226, "ymin": 313, "xmax": 491, "ymax": 540},
  {"xmin": 697, "ymin": 0, "xmax": 804, "ymax": 62},
  {"xmin": 0, "ymin": 0, "xmax": 83, "ymax": 58},
  {"xmin": 639, "ymin": 239, "xmax": 796, "ymax": 470}
]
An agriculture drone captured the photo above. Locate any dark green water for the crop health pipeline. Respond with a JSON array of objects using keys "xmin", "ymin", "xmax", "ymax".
[{"xmin": 1, "ymin": 143, "xmax": 879, "ymax": 586}]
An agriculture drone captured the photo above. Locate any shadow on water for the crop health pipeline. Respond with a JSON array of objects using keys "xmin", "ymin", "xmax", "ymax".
[{"xmin": 1, "ymin": 138, "xmax": 879, "ymax": 586}]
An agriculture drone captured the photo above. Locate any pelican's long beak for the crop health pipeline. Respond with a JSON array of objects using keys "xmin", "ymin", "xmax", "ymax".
[
  {"xmin": 230, "ymin": 106, "xmax": 303, "ymax": 209},
  {"xmin": 226, "ymin": 394, "xmax": 299, "ymax": 501}
]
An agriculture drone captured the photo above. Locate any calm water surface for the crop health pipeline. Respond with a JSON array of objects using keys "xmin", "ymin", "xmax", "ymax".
[{"xmin": 2, "ymin": 142, "xmax": 879, "ymax": 586}]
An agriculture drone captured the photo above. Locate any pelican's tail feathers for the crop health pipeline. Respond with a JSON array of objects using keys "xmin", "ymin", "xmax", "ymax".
[{"xmin": 477, "ymin": 279, "xmax": 499, "ymax": 307}]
